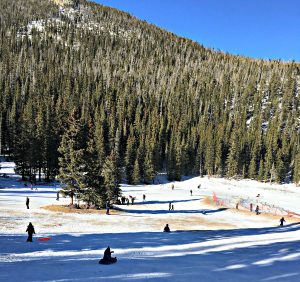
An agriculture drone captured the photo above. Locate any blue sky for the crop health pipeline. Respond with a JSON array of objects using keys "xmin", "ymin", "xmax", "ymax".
[{"xmin": 94, "ymin": 0, "xmax": 300, "ymax": 61}]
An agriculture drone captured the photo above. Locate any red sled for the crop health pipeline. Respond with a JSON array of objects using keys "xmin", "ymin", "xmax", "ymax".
[{"xmin": 38, "ymin": 237, "xmax": 51, "ymax": 241}]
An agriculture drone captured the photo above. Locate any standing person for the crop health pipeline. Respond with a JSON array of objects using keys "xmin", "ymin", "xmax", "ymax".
[
  {"xmin": 190, "ymin": 190, "xmax": 193, "ymax": 196},
  {"xmin": 26, "ymin": 222, "xmax": 35, "ymax": 242},
  {"xmin": 56, "ymin": 191, "xmax": 60, "ymax": 201},
  {"xmin": 279, "ymin": 217, "xmax": 286, "ymax": 226},
  {"xmin": 106, "ymin": 201, "xmax": 110, "ymax": 215},
  {"xmin": 171, "ymin": 184, "xmax": 174, "ymax": 190},
  {"xmin": 169, "ymin": 202, "xmax": 172, "ymax": 211},
  {"xmin": 171, "ymin": 204, "xmax": 174, "ymax": 210},
  {"xmin": 197, "ymin": 184, "xmax": 201, "ymax": 189},
  {"xmin": 250, "ymin": 203, "xmax": 253, "ymax": 212},
  {"xmin": 143, "ymin": 194, "xmax": 146, "ymax": 201},
  {"xmin": 26, "ymin": 197, "xmax": 30, "ymax": 209},
  {"xmin": 255, "ymin": 205, "xmax": 260, "ymax": 215}
]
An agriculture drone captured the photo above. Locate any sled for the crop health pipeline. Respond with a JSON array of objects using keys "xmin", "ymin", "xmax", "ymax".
[
  {"xmin": 38, "ymin": 237, "xmax": 51, "ymax": 241},
  {"xmin": 99, "ymin": 257, "xmax": 117, "ymax": 265}
]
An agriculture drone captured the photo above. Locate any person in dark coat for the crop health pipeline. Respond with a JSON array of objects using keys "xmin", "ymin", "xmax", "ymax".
[
  {"xmin": 279, "ymin": 217, "xmax": 286, "ymax": 226},
  {"xmin": 99, "ymin": 246, "xmax": 117, "ymax": 264},
  {"xmin": 164, "ymin": 224, "xmax": 170, "ymax": 232},
  {"xmin": 190, "ymin": 190, "xmax": 193, "ymax": 196},
  {"xmin": 255, "ymin": 205, "xmax": 260, "ymax": 215},
  {"xmin": 169, "ymin": 202, "xmax": 172, "ymax": 210},
  {"xmin": 250, "ymin": 203, "xmax": 253, "ymax": 212},
  {"xmin": 143, "ymin": 194, "xmax": 146, "ymax": 201},
  {"xmin": 106, "ymin": 201, "xmax": 110, "ymax": 215},
  {"xmin": 26, "ymin": 197, "xmax": 30, "ymax": 209},
  {"xmin": 26, "ymin": 222, "xmax": 35, "ymax": 242}
]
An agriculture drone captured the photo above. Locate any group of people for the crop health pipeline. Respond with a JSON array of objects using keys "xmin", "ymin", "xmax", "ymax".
[{"xmin": 119, "ymin": 196, "xmax": 136, "ymax": 205}]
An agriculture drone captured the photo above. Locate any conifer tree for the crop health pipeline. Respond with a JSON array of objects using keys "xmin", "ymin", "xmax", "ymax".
[
  {"xmin": 101, "ymin": 151, "xmax": 122, "ymax": 201},
  {"xmin": 58, "ymin": 110, "xmax": 87, "ymax": 206}
]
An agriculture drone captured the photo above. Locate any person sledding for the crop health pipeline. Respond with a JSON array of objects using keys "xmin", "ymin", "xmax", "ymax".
[
  {"xmin": 99, "ymin": 246, "xmax": 117, "ymax": 264},
  {"xmin": 26, "ymin": 222, "xmax": 35, "ymax": 242},
  {"xmin": 164, "ymin": 224, "xmax": 170, "ymax": 232},
  {"xmin": 279, "ymin": 217, "xmax": 285, "ymax": 226}
]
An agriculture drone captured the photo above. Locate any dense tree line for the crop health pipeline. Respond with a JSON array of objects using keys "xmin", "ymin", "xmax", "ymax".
[{"xmin": 0, "ymin": 0, "xmax": 300, "ymax": 207}]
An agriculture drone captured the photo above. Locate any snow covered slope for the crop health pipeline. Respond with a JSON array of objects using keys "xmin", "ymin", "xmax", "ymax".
[{"xmin": 1, "ymin": 162, "xmax": 300, "ymax": 281}]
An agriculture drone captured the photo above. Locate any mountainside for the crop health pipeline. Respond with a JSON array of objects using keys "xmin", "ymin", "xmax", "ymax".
[{"xmin": 0, "ymin": 0, "xmax": 300, "ymax": 186}]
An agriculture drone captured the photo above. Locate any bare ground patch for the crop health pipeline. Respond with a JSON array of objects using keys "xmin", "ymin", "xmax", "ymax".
[{"xmin": 42, "ymin": 205, "xmax": 122, "ymax": 215}]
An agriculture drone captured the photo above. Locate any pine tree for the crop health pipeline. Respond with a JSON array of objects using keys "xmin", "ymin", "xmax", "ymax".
[
  {"xmin": 101, "ymin": 151, "xmax": 122, "ymax": 201},
  {"xmin": 132, "ymin": 158, "xmax": 140, "ymax": 184},
  {"xmin": 58, "ymin": 110, "xmax": 87, "ymax": 206},
  {"xmin": 82, "ymin": 122, "xmax": 106, "ymax": 207}
]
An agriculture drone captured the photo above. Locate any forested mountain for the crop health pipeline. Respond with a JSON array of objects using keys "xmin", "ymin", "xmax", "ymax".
[{"xmin": 0, "ymin": 0, "xmax": 300, "ymax": 200}]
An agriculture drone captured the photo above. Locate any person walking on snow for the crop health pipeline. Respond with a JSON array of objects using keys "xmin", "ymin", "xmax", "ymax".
[
  {"xmin": 190, "ymin": 190, "xmax": 193, "ymax": 196},
  {"xmin": 106, "ymin": 201, "xmax": 110, "ymax": 215},
  {"xmin": 279, "ymin": 217, "xmax": 285, "ymax": 226},
  {"xmin": 143, "ymin": 194, "xmax": 146, "ymax": 201},
  {"xmin": 169, "ymin": 202, "xmax": 172, "ymax": 210},
  {"xmin": 255, "ymin": 205, "xmax": 260, "ymax": 215},
  {"xmin": 26, "ymin": 222, "xmax": 35, "ymax": 242},
  {"xmin": 26, "ymin": 197, "xmax": 30, "ymax": 209}
]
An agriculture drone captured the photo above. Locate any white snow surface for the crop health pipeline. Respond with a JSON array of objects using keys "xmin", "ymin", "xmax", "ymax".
[{"xmin": 1, "ymin": 161, "xmax": 300, "ymax": 281}]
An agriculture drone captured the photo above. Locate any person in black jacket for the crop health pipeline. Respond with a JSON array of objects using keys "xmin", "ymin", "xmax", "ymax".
[
  {"xmin": 164, "ymin": 224, "xmax": 170, "ymax": 232},
  {"xmin": 279, "ymin": 217, "xmax": 286, "ymax": 226},
  {"xmin": 26, "ymin": 222, "xmax": 35, "ymax": 242},
  {"xmin": 26, "ymin": 197, "xmax": 30, "ymax": 209},
  {"xmin": 99, "ymin": 246, "xmax": 117, "ymax": 264}
]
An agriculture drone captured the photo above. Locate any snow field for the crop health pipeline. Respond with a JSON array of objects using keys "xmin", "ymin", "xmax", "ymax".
[{"xmin": 1, "ymin": 162, "xmax": 300, "ymax": 281}]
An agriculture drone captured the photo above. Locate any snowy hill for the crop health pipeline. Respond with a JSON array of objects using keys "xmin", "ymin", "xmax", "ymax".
[{"xmin": 1, "ymin": 162, "xmax": 300, "ymax": 281}]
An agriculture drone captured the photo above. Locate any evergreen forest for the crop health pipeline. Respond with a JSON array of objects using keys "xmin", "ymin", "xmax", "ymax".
[{"xmin": 0, "ymin": 0, "xmax": 300, "ymax": 206}]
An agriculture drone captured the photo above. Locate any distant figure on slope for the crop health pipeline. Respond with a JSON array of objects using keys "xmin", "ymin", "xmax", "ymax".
[
  {"xmin": 250, "ymin": 203, "xmax": 253, "ymax": 212},
  {"xmin": 121, "ymin": 196, "xmax": 126, "ymax": 205},
  {"xmin": 99, "ymin": 246, "xmax": 117, "ymax": 264},
  {"xmin": 171, "ymin": 204, "xmax": 174, "ymax": 210},
  {"xmin": 26, "ymin": 222, "xmax": 35, "ymax": 242},
  {"xmin": 190, "ymin": 190, "xmax": 193, "ymax": 196},
  {"xmin": 26, "ymin": 197, "xmax": 30, "ymax": 209},
  {"xmin": 279, "ymin": 217, "xmax": 286, "ymax": 226},
  {"xmin": 56, "ymin": 191, "xmax": 60, "ymax": 201},
  {"xmin": 197, "ymin": 184, "xmax": 201, "ymax": 189},
  {"xmin": 171, "ymin": 184, "xmax": 174, "ymax": 190},
  {"xmin": 143, "ymin": 194, "xmax": 146, "ymax": 201},
  {"xmin": 169, "ymin": 202, "xmax": 172, "ymax": 211},
  {"xmin": 106, "ymin": 201, "xmax": 110, "ymax": 215},
  {"xmin": 131, "ymin": 197, "xmax": 135, "ymax": 205},
  {"xmin": 255, "ymin": 205, "xmax": 260, "ymax": 215},
  {"xmin": 164, "ymin": 224, "xmax": 170, "ymax": 232}
]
